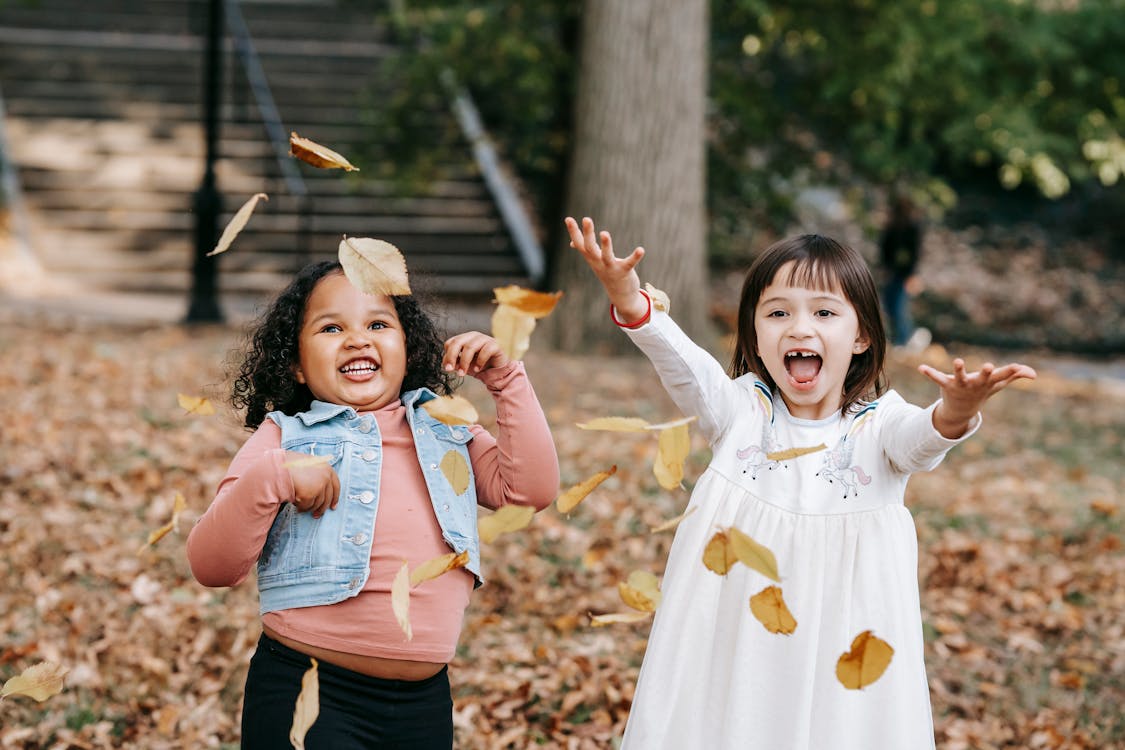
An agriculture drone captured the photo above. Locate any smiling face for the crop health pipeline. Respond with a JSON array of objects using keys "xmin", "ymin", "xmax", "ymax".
[
  {"xmin": 294, "ymin": 272, "xmax": 407, "ymax": 412},
  {"xmin": 753, "ymin": 262, "xmax": 870, "ymax": 420}
]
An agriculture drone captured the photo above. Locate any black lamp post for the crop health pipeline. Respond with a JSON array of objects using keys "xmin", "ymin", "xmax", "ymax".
[{"xmin": 186, "ymin": 0, "xmax": 225, "ymax": 323}]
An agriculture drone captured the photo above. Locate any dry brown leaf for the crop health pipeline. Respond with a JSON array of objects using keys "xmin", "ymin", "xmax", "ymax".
[
  {"xmin": 491, "ymin": 304, "xmax": 536, "ymax": 361},
  {"xmin": 575, "ymin": 416, "xmax": 652, "ymax": 432},
  {"xmin": 492, "ymin": 285, "xmax": 564, "ymax": 318},
  {"xmin": 1089, "ymin": 499, "xmax": 1116, "ymax": 517},
  {"xmin": 556, "ymin": 465, "xmax": 618, "ymax": 514},
  {"xmin": 645, "ymin": 282, "xmax": 670, "ymax": 313},
  {"xmin": 478, "ymin": 504, "xmax": 535, "ymax": 544},
  {"xmin": 207, "ymin": 192, "xmax": 267, "ymax": 256},
  {"xmin": 650, "ymin": 505, "xmax": 698, "ymax": 534},
  {"xmin": 289, "ymin": 657, "xmax": 319, "ymax": 750},
  {"xmin": 766, "ymin": 443, "xmax": 828, "ymax": 461},
  {"xmin": 410, "ymin": 550, "xmax": 470, "ymax": 587},
  {"xmin": 728, "ymin": 527, "xmax": 781, "ymax": 582},
  {"xmin": 836, "ymin": 630, "xmax": 894, "ymax": 689},
  {"xmin": 137, "ymin": 492, "xmax": 188, "ymax": 554},
  {"xmin": 391, "ymin": 561, "xmax": 412, "ymax": 640},
  {"xmin": 618, "ymin": 570, "xmax": 662, "ymax": 612},
  {"xmin": 439, "ymin": 450, "xmax": 470, "ymax": 496},
  {"xmin": 177, "ymin": 393, "xmax": 215, "ymax": 416},
  {"xmin": 283, "ymin": 455, "xmax": 332, "ymax": 470},
  {"xmin": 654, "ymin": 421, "xmax": 691, "ymax": 490},
  {"xmin": 589, "ymin": 611, "xmax": 653, "ymax": 627},
  {"xmin": 289, "ymin": 132, "xmax": 359, "ymax": 171},
  {"xmin": 749, "ymin": 585, "xmax": 797, "ymax": 635},
  {"xmin": 1, "ymin": 661, "xmax": 68, "ymax": 702},
  {"xmin": 338, "ymin": 237, "xmax": 411, "ymax": 296},
  {"xmin": 702, "ymin": 531, "xmax": 739, "ymax": 575},
  {"xmin": 422, "ymin": 395, "xmax": 479, "ymax": 426}
]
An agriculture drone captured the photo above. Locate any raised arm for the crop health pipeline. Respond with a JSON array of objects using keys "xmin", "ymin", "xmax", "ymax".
[{"xmin": 919, "ymin": 357, "xmax": 1037, "ymax": 439}]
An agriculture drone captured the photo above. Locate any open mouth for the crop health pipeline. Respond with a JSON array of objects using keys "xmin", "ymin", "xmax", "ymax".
[
  {"xmin": 784, "ymin": 350, "xmax": 822, "ymax": 386},
  {"xmin": 340, "ymin": 357, "xmax": 379, "ymax": 379}
]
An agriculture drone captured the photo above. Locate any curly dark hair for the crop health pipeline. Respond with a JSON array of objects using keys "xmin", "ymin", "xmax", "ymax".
[{"xmin": 231, "ymin": 260, "xmax": 453, "ymax": 429}]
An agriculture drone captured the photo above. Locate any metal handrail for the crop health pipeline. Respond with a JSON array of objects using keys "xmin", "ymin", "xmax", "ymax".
[
  {"xmin": 0, "ymin": 80, "xmax": 39, "ymax": 273},
  {"xmin": 222, "ymin": 0, "xmax": 313, "ymax": 267}
]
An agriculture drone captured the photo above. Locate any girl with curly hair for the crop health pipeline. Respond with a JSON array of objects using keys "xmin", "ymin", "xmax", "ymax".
[{"xmin": 187, "ymin": 260, "xmax": 559, "ymax": 749}]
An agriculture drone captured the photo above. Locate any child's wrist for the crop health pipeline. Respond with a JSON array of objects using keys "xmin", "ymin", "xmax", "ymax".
[{"xmin": 610, "ymin": 290, "xmax": 652, "ymax": 329}]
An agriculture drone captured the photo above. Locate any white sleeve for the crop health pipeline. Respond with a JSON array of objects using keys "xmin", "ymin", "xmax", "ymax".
[
  {"xmin": 876, "ymin": 392, "xmax": 982, "ymax": 473},
  {"xmin": 621, "ymin": 310, "xmax": 743, "ymax": 444}
]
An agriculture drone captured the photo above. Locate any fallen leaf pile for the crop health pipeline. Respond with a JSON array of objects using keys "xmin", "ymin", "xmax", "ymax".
[{"xmin": 0, "ymin": 316, "xmax": 1121, "ymax": 748}]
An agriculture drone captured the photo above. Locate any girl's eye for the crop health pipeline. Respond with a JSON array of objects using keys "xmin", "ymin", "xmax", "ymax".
[
  {"xmin": 320, "ymin": 324, "xmax": 341, "ymax": 333},
  {"xmin": 816, "ymin": 310, "xmax": 836, "ymax": 318},
  {"xmin": 369, "ymin": 321, "xmax": 388, "ymax": 330},
  {"xmin": 767, "ymin": 310, "xmax": 787, "ymax": 318}
]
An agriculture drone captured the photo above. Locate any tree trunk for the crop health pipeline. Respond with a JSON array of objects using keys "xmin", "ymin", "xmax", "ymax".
[{"xmin": 545, "ymin": 0, "xmax": 710, "ymax": 354}]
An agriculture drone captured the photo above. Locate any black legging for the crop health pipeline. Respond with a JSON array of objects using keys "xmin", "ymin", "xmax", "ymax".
[{"xmin": 240, "ymin": 633, "xmax": 454, "ymax": 749}]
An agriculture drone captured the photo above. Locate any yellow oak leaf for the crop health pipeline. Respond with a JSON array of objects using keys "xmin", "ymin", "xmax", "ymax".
[
  {"xmin": 650, "ymin": 505, "xmax": 698, "ymax": 534},
  {"xmin": 618, "ymin": 570, "xmax": 662, "ymax": 612},
  {"xmin": 766, "ymin": 443, "xmax": 827, "ymax": 461},
  {"xmin": 589, "ymin": 611, "xmax": 653, "ymax": 627},
  {"xmin": 289, "ymin": 658, "xmax": 319, "ymax": 750},
  {"xmin": 575, "ymin": 416, "xmax": 651, "ymax": 432},
  {"xmin": 750, "ymin": 585, "xmax": 797, "ymax": 635},
  {"xmin": 702, "ymin": 530, "xmax": 739, "ymax": 575},
  {"xmin": 1, "ymin": 661, "xmax": 68, "ymax": 702},
  {"xmin": 728, "ymin": 526, "xmax": 781, "ymax": 582},
  {"xmin": 478, "ymin": 504, "xmax": 535, "ymax": 544},
  {"xmin": 207, "ymin": 192, "xmax": 267, "ymax": 256},
  {"xmin": 283, "ymin": 454, "xmax": 332, "ymax": 470},
  {"xmin": 836, "ymin": 630, "xmax": 894, "ymax": 689},
  {"xmin": 422, "ymin": 395, "xmax": 479, "ymax": 426},
  {"xmin": 439, "ymin": 450, "xmax": 470, "ymax": 496},
  {"xmin": 654, "ymin": 421, "xmax": 691, "ymax": 490},
  {"xmin": 289, "ymin": 131, "xmax": 359, "ymax": 171},
  {"xmin": 410, "ymin": 550, "xmax": 470, "ymax": 587},
  {"xmin": 137, "ymin": 492, "xmax": 188, "ymax": 555},
  {"xmin": 338, "ymin": 237, "xmax": 411, "ymax": 296},
  {"xmin": 177, "ymin": 393, "xmax": 215, "ymax": 416},
  {"xmin": 492, "ymin": 285, "xmax": 564, "ymax": 318},
  {"xmin": 391, "ymin": 561, "xmax": 412, "ymax": 640},
  {"xmin": 644, "ymin": 282, "xmax": 670, "ymax": 313},
  {"xmin": 491, "ymin": 304, "xmax": 536, "ymax": 361},
  {"xmin": 556, "ymin": 465, "xmax": 617, "ymax": 514}
]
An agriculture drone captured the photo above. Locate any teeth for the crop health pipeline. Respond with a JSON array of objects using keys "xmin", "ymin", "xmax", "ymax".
[
  {"xmin": 786, "ymin": 351, "xmax": 818, "ymax": 358},
  {"xmin": 341, "ymin": 361, "xmax": 377, "ymax": 373}
]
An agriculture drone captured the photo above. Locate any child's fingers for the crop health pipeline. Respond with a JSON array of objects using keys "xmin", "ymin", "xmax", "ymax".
[{"xmin": 622, "ymin": 245, "xmax": 646, "ymax": 271}]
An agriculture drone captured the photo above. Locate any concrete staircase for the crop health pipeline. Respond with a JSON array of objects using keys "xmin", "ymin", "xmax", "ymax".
[{"xmin": 0, "ymin": 0, "xmax": 530, "ymax": 308}]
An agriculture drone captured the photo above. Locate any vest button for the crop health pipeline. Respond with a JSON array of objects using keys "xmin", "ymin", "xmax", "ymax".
[
  {"xmin": 361, "ymin": 448, "xmax": 377, "ymax": 462},
  {"xmin": 357, "ymin": 419, "xmax": 372, "ymax": 433},
  {"xmin": 350, "ymin": 533, "xmax": 368, "ymax": 545},
  {"xmin": 358, "ymin": 490, "xmax": 375, "ymax": 504}
]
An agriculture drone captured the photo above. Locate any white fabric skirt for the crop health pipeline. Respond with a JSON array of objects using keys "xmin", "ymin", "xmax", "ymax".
[{"xmin": 621, "ymin": 469, "xmax": 937, "ymax": 750}]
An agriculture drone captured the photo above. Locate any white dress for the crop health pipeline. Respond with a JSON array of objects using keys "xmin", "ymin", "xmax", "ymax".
[{"xmin": 620, "ymin": 311, "xmax": 978, "ymax": 750}]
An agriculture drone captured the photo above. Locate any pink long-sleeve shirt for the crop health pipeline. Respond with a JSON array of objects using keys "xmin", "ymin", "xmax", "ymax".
[{"xmin": 187, "ymin": 361, "xmax": 559, "ymax": 662}]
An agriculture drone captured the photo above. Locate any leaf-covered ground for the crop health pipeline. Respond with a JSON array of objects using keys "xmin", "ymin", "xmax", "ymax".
[{"xmin": 0, "ymin": 314, "xmax": 1121, "ymax": 749}]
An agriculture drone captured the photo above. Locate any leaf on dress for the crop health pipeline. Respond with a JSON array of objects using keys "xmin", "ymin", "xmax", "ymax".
[
  {"xmin": 491, "ymin": 304, "xmax": 537, "ymax": 361},
  {"xmin": 338, "ymin": 237, "xmax": 411, "ymax": 296},
  {"xmin": 618, "ymin": 570, "xmax": 662, "ymax": 612},
  {"xmin": 410, "ymin": 550, "xmax": 470, "ymax": 587},
  {"xmin": 702, "ymin": 531, "xmax": 739, "ymax": 575},
  {"xmin": 422, "ymin": 395, "xmax": 479, "ymax": 426},
  {"xmin": 177, "ymin": 393, "xmax": 215, "ymax": 416},
  {"xmin": 749, "ymin": 585, "xmax": 797, "ymax": 635},
  {"xmin": 702, "ymin": 527, "xmax": 781, "ymax": 581},
  {"xmin": 0, "ymin": 661, "xmax": 68, "ymax": 702},
  {"xmin": 289, "ymin": 132, "xmax": 359, "ymax": 171},
  {"xmin": 478, "ymin": 504, "xmax": 535, "ymax": 544},
  {"xmin": 835, "ymin": 630, "xmax": 894, "ymax": 689},
  {"xmin": 556, "ymin": 465, "xmax": 617, "ymax": 514},
  {"xmin": 765, "ymin": 443, "xmax": 827, "ymax": 461},
  {"xmin": 439, "ymin": 450, "xmax": 470, "ymax": 495},
  {"xmin": 654, "ymin": 421, "xmax": 691, "ymax": 490},
  {"xmin": 137, "ymin": 492, "xmax": 188, "ymax": 554},
  {"xmin": 589, "ymin": 610, "xmax": 653, "ymax": 627},
  {"xmin": 391, "ymin": 561, "xmax": 412, "ymax": 640},
  {"xmin": 207, "ymin": 192, "xmax": 267, "ymax": 256},
  {"xmin": 492, "ymin": 285, "xmax": 564, "ymax": 318},
  {"xmin": 289, "ymin": 658, "xmax": 319, "ymax": 750}
]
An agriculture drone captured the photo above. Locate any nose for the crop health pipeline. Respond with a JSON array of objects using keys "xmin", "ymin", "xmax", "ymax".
[
  {"xmin": 344, "ymin": 329, "xmax": 372, "ymax": 349},
  {"xmin": 786, "ymin": 311, "xmax": 815, "ymax": 338}
]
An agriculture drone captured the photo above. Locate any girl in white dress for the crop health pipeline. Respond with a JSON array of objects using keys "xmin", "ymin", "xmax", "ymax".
[{"xmin": 565, "ymin": 217, "xmax": 1036, "ymax": 750}]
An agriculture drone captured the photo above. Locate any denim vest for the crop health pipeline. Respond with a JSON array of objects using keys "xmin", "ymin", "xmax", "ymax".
[{"xmin": 257, "ymin": 388, "xmax": 481, "ymax": 615}]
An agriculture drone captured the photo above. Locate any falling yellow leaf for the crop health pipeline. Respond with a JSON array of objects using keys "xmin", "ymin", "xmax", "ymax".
[
  {"xmin": 0, "ymin": 661, "xmax": 68, "ymax": 702},
  {"xmin": 177, "ymin": 393, "xmax": 215, "ymax": 416},
  {"xmin": 728, "ymin": 526, "xmax": 781, "ymax": 582},
  {"xmin": 289, "ymin": 131, "xmax": 359, "ymax": 171},
  {"xmin": 422, "ymin": 395, "xmax": 479, "ymax": 426},
  {"xmin": 575, "ymin": 416, "xmax": 651, "ymax": 432},
  {"xmin": 589, "ymin": 610, "xmax": 653, "ymax": 627},
  {"xmin": 478, "ymin": 504, "xmax": 535, "ymax": 544},
  {"xmin": 338, "ymin": 237, "xmax": 411, "ymax": 297},
  {"xmin": 207, "ymin": 192, "xmax": 267, "ymax": 256},
  {"xmin": 836, "ymin": 630, "xmax": 894, "ymax": 689},
  {"xmin": 703, "ymin": 531, "xmax": 739, "ymax": 575},
  {"xmin": 750, "ymin": 585, "xmax": 797, "ymax": 635},
  {"xmin": 391, "ymin": 561, "xmax": 412, "ymax": 640},
  {"xmin": 618, "ymin": 570, "xmax": 662, "ymax": 612},
  {"xmin": 492, "ymin": 285, "xmax": 564, "ymax": 318},
  {"xmin": 654, "ymin": 421, "xmax": 691, "ymax": 490},
  {"xmin": 556, "ymin": 465, "xmax": 618, "ymax": 514},
  {"xmin": 137, "ymin": 492, "xmax": 188, "ymax": 554},
  {"xmin": 644, "ymin": 282, "xmax": 670, "ymax": 313},
  {"xmin": 439, "ymin": 450, "xmax": 471, "ymax": 495},
  {"xmin": 289, "ymin": 657, "xmax": 319, "ymax": 750},
  {"xmin": 766, "ymin": 443, "xmax": 827, "ymax": 461},
  {"xmin": 650, "ymin": 505, "xmax": 698, "ymax": 534},
  {"xmin": 283, "ymin": 454, "xmax": 332, "ymax": 470},
  {"xmin": 410, "ymin": 550, "xmax": 470, "ymax": 587},
  {"xmin": 646, "ymin": 416, "xmax": 697, "ymax": 431},
  {"xmin": 491, "ymin": 304, "xmax": 536, "ymax": 361}
]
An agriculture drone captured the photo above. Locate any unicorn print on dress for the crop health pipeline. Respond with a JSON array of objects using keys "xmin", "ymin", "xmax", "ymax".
[
  {"xmin": 816, "ymin": 402, "xmax": 876, "ymax": 498},
  {"xmin": 736, "ymin": 381, "xmax": 788, "ymax": 480}
]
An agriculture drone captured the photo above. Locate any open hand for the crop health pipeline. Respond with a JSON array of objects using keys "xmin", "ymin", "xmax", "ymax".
[
  {"xmin": 444, "ymin": 331, "xmax": 511, "ymax": 374},
  {"xmin": 564, "ymin": 216, "xmax": 648, "ymax": 323},
  {"xmin": 284, "ymin": 452, "xmax": 340, "ymax": 518},
  {"xmin": 920, "ymin": 358, "xmax": 1037, "ymax": 438}
]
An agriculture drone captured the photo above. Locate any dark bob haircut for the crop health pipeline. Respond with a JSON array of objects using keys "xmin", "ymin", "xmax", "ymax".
[
  {"xmin": 729, "ymin": 234, "xmax": 887, "ymax": 415},
  {"xmin": 231, "ymin": 260, "xmax": 453, "ymax": 429}
]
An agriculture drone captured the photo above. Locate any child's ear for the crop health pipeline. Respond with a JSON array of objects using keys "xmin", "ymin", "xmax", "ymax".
[
  {"xmin": 293, "ymin": 363, "xmax": 307, "ymax": 384},
  {"xmin": 852, "ymin": 336, "xmax": 870, "ymax": 355}
]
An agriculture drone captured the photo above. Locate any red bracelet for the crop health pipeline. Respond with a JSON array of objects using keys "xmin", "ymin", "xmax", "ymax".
[{"xmin": 610, "ymin": 290, "xmax": 653, "ymax": 329}]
